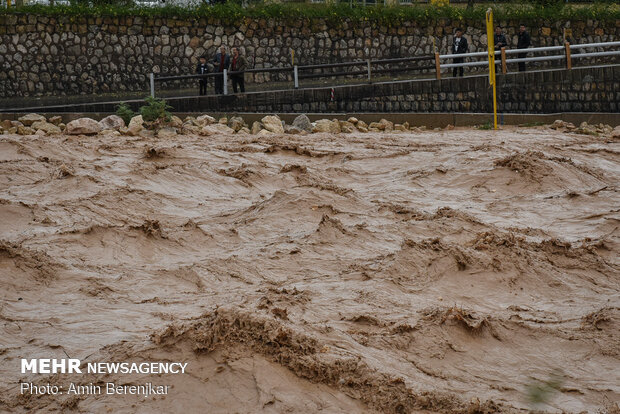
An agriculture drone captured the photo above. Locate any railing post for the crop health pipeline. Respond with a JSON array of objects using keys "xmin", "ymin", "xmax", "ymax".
[
  {"xmin": 501, "ymin": 47, "xmax": 507, "ymax": 74},
  {"xmin": 565, "ymin": 42, "xmax": 572, "ymax": 70},
  {"xmin": 434, "ymin": 52, "xmax": 441, "ymax": 80},
  {"xmin": 223, "ymin": 69, "xmax": 228, "ymax": 95},
  {"xmin": 367, "ymin": 59, "xmax": 371, "ymax": 83},
  {"xmin": 294, "ymin": 65, "xmax": 299, "ymax": 89},
  {"xmin": 149, "ymin": 73, "xmax": 155, "ymax": 98}
]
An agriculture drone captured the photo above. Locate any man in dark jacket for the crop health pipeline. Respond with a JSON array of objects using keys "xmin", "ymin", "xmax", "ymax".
[
  {"xmin": 195, "ymin": 56, "xmax": 209, "ymax": 96},
  {"xmin": 213, "ymin": 46, "xmax": 230, "ymax": 94},
  {"xmin": 494, "ymin": 26, "xmax": 507, "ymax": 74},
  {"xmin": 230, "ymin": 47, "xmax": 248, "ymax": 93},
  {"xmin": 517, "ymin": 24, "xmax": 531, "ymax": 72},
  {"xmin": 452, "ymin": 28, "xmax": 468, "ymax": 77}
]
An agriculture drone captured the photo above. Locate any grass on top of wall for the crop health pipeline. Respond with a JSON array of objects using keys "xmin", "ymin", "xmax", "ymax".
[{"xmin": 1, "ymin": 1, "xmax": 619, "ymax": 23}]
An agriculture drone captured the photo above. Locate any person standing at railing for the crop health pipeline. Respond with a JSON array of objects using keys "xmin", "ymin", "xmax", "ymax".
[
  {"xmin": 230, "ymin": 47, "xmax": 247, "ymax": 94},
  {"xmin": 213, "ymin": 46, "xmax": 230, "ymax": 95},
  {"xmin": 452, "ymin": 28, "xmax": 468, "ymax": 77},
  {"xmin": 517, "ymin": 24, "xmax": 531, "ymax": 72},
  {"xmin": 494, "ymin": 26, "xmax": 507, "ymax": 74},
  {"xmin": 196, "ymin": 56, "xmax": 209, "ymax": 96}
]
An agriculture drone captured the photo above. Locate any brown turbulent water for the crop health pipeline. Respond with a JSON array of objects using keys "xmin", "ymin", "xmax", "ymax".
[{"xmin": 0, "ymin": 126, "xmax": 619, "ymax": 413}]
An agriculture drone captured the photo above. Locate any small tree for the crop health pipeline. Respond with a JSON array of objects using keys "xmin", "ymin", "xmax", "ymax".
[
  {"xmin": 139, "ymin": 96, "xmax": 173, "ymax": 129},
  {"xmin": 115, "ymin": 102, "xmax": 135, "ymax": 126}
]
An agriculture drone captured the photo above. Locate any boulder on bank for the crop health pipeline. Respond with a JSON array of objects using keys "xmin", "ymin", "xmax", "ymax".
[
  {"xmin": 261, "ymin": 115, "xmax": 284, "ymax": 134},
  {"xmin": 126, "ymin": 115, "xmax": 144, "ymax": 136},
  {"xmin": 251, "ymin": 121, "xmax": 263, "ymax": 135},
  {"xmin": 66, "ymin": 118, "xmax": 102, "ymax": 135},
  {"xmin": 292, "ymin": 114, "xmax": 312, "ymax": 132},
  {"xmin": 228, "ymin": 116, "xmax": 245, "ymax": 132},
  {"xmin": 18, "ymin": 113, "xmax": 46, "ymax": 126},
  {"xmin": 31, "ymin": 121, "xmax": 61, "ymax": 134},
  {"xmin": 48, "ymin": 116, "xmax": 63, "ymax": 126},
  {"xmin": 312, "ymin": 119, "xmax": 340, "ymax": 134},
  {"xmin": 99, "ymin": 115, "xmax": 125, "ymax": 131},
  {"xmin": 195, "ymin": 114, "xmax": 216, "ymax": 127},
  {"xmin": 201, "ymin": 124, "xmax": 235, "ymax": 136}
]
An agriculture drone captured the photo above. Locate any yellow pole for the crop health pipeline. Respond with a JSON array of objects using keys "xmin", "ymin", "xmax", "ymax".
[
  {"xmin": 291, "ymin": 49, "xmax": 295, "ymax": 66},
  {"xmin": 486, "ymin": 8, "xmax": 497, "ymax": 130}
]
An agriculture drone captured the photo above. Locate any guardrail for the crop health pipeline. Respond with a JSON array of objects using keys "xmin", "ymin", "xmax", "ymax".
[
  {"xmin": 150, "ymin": 40, "xmax": 620, "ymax": 98},
  {"xmin": 436, "ymin": 40, "xmax": 620, "ymax": 78}
]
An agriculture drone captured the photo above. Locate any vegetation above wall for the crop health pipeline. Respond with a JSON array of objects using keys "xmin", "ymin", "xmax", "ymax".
[{"xmin": 1, "ymin": 1, "xmax": 619, "ymax": 23}]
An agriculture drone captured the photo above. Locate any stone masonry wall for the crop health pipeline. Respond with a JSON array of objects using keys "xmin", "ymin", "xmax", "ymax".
[
  {"xmin": 169, "ymin": 65, "xmax": 620, "ymax": 114},
  {"xmin": 0, "ymin": 13, "xmax": 618, "ymax": 97}
]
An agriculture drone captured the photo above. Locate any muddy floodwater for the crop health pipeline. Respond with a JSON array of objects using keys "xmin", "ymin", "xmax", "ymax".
[{"xmin": 0, "ymin": 127, "xmax": 619, "ymax": 413}]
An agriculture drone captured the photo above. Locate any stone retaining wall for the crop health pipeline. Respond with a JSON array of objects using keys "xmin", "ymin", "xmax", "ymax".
[
  {"xmin": 15, "ymin": 65, "xmax": 617, "ymax": 114},
  {"xmin": 0, "ymin": 13, "xmax": 618, "ymax": 97},
  {"xmin": 163, "ymin": 65, "xmax": 619, "ymax": 114}
]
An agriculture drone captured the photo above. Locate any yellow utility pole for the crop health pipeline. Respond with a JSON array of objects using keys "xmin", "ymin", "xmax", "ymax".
[{"xmin": 486, "ymin": 8, "xmax": 498, "ymax": 130}]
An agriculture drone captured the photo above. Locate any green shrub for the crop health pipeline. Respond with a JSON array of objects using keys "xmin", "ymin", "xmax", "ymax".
[
  {"xmin": 115, "ymin": 102, "xmax": 134, "ymax": 125},
  {"xmin": 139, "ymin": 96, "xmax": 173, "ymax": 124},
  {"xmin": 1, "ymin": 2, "xmax": 618, "ymax": 22}
]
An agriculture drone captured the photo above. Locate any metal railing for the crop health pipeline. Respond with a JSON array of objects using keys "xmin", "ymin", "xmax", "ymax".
[
  {"xmin": 436, "ymin": 40, "xmax": 620, "ymax": 78},
  {"xmin": 150, "ymin": 40, "xmax": 620, "ymax": 98}
]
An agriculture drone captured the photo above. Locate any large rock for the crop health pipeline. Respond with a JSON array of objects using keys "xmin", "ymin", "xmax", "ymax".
[
  {"xmin": 48, "ymin": 116, "xmax": 63, "ymax": 126},
  {"xmin": 251, "ymin": 121, "xmax": 263, "ymax": 135},
  {"xmin": 195, "ymin": 114, "xmax": 216, "ymax": 127},
  {"xmin": 228, "ymin": 116, "xmax": 245, "ymax": 132},
  {"xmin": 181, "ymin": 124, "xmax": 202, "ymax": 135},
  {"xmin": 379, "ymin": 119, "xmax": 394, "ymax": 132},
  {"xmin": 170, "ymin": 115, "xmax": 183, "ymax": 128},
  {"xmin": 284, "ymin": 125, "xmax": 304, "ymax": 135},
  {"xmin": 611, "ymin": 126, "xmax": 620, "ymax": 139},
  {"xmin": 99, "ymin": 115, "xmax": 125, "ymax": 131},
  {"xmin": 261, "ymin": 115, "xmax": 284, "ymax": 134},
  {"xmin": 127, "ymin": 115, "xmax": 144, "ymax": 136},
  {"xmin": 338, "ymin": 120, "xmax": 356, "ymax": 133},
  {"xmin": 312, "ymin": 119, "xmax": 340, "ymax": 134},
  {"xmin": 200, "ymin": 124, "xmax": 235, "ymax": 136},
  {"xmin": 292, "ymin": 114, "xmax": 312, "ymax": 132},
  {"xmin": 31, "ymin": 121, "xmax": 61, "ymax": 134},
  {"xmin": 18, "ymin": 113, "xmax": 46, "ymax": 126},
  {"xmin": 66, "ymin": 118, "xmax": 102, "ymax": 135},
  {"xmin": 17, "ymin": 126, "xmax": 35, "ymax": 135},
  {"xmin": 550, "ymin": 119, "xmax": 568, "ymax": 130},
  {"xmin": 394, "ymin": 124, "xmax": 408, "ymax": 132}
]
